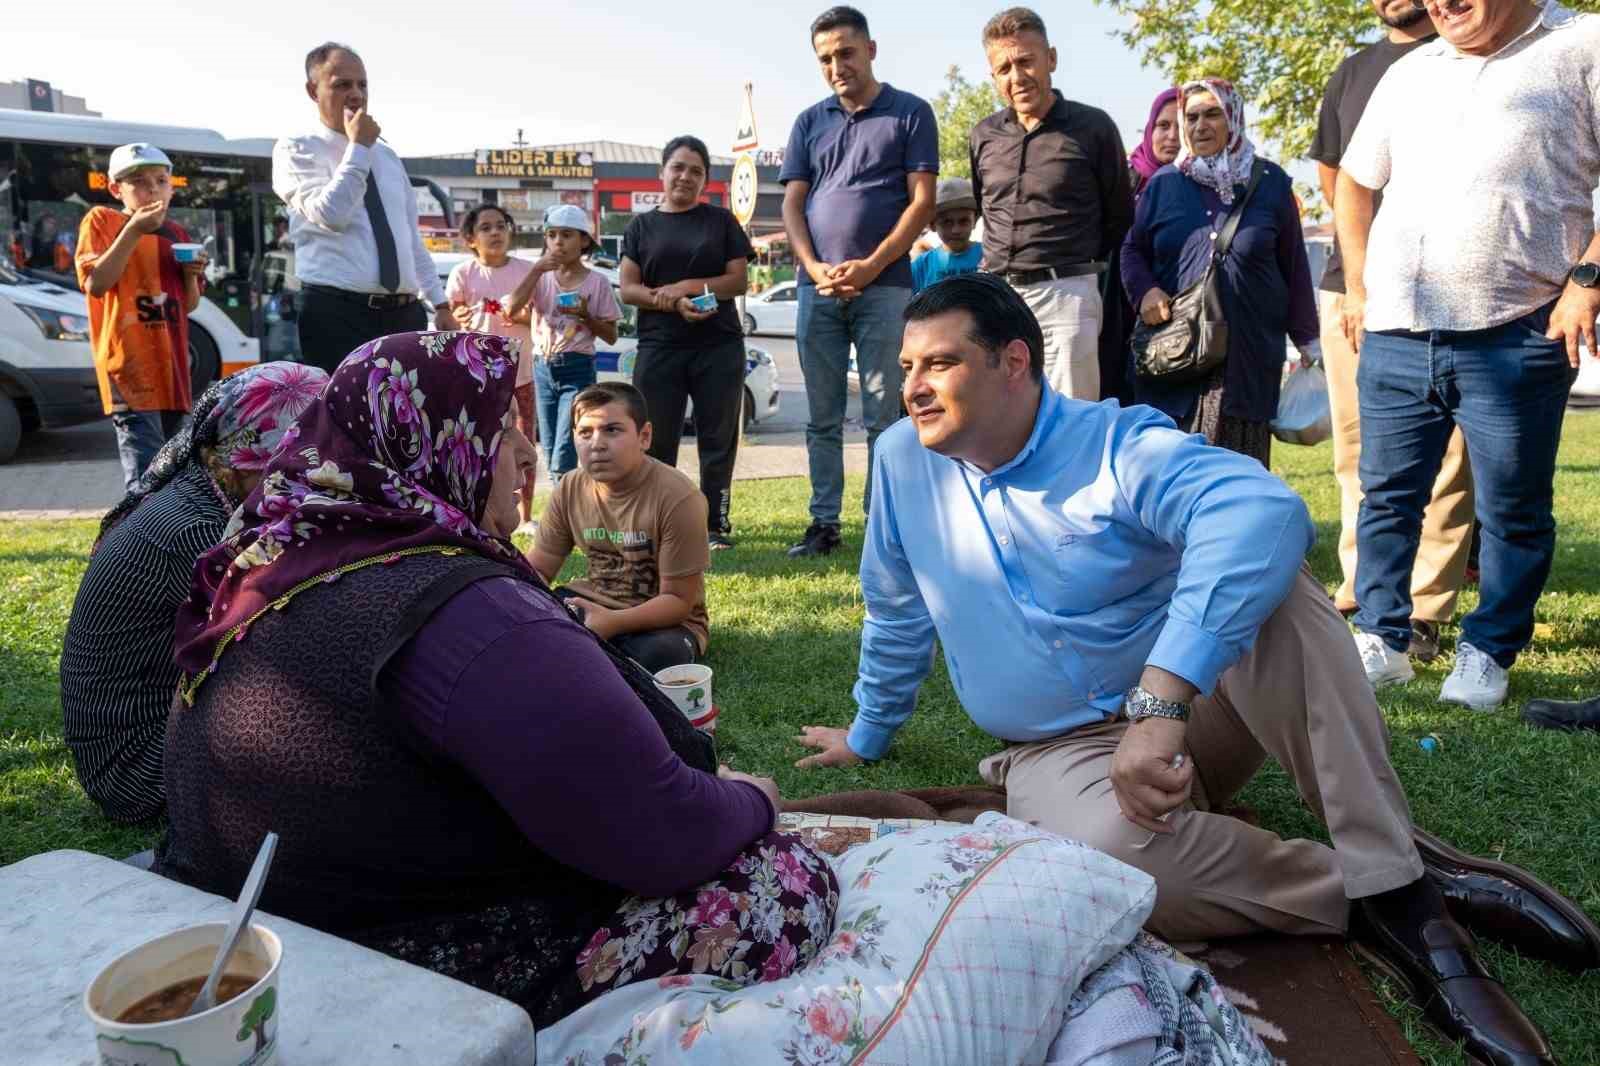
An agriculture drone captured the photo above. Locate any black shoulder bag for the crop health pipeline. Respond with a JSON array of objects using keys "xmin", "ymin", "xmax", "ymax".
[{"xmin": 1131, "ymin": 160, "xmax": 1266, "ymax": 385}]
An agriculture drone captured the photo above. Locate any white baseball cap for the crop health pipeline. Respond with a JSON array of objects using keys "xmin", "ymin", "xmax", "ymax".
[
  {"xmin": 108, "ymin": 143, "xmax": 174, "ymax": 181},
  {"xmin": 543, "ymin": 204, "xmax": 596, "ymax": 243}
]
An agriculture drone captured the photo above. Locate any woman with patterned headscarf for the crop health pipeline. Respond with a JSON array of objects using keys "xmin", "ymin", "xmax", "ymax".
[
  {"xmin": 1120, "ymin": 78, "xmax": 1321, "ymax": 465},
  {"xmin": 60, "ymin": 361, "xmax": 328, "ymax": 823},
  {"xmin": 155, "ymin": 331, "xmax": 836, "ymax": 1026}
]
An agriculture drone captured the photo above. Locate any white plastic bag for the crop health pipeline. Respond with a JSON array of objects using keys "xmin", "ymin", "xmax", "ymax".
[{"xmin": 1272, "ymin": 362, "xmax": 1331, "ymax": 446}]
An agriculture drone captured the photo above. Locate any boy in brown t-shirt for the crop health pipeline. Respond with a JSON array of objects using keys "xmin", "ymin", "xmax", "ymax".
[{"xmin": 528, "ymin": 382, "xmax": 710, "ymax": 673}]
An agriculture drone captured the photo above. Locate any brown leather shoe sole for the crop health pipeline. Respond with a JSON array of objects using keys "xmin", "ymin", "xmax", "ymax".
[{"xmin": 1414, "ymin": 826, "xmax": 1600, "ymax": 972}]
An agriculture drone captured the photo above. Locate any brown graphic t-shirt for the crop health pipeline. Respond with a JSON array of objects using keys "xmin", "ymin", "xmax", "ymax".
[{"xmin": 537, "ymin": 457, "xmax": 710, "ymax": 650}]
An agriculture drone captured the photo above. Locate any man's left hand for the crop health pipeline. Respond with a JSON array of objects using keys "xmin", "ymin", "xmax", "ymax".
[
  {"xmin": 179, "ymin": 254, "xmax": 208, "ymax": 282},
  {"xmin": 570, "ymin": 597, "xmax": 622, "ymax": 640},
  {"xmin": 1546, "ymin": 280, "xmax": 1600, "ymax": 369},
  {"xmin": 1108, "ymin": 717, "xmax": 1193, "ymax": 835},
  {"xmin": 827, "ymin": 259, "xmax": 880, "ymax": 295},
  {"xmin": 432, "ymin": 305, "xmax": 456, "ymax": 332}
]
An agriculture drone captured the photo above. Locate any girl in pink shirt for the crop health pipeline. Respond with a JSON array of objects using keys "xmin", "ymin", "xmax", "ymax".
[{"xmin": 508, "ymin": 206, "xmax": 620, "ymax": 483}]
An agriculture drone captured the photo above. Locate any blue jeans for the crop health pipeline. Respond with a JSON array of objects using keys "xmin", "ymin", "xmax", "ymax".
[
  {"xmin": 1353, "ymin": 304, "xmax": 1576, "ymax": 667},
  {"xmin": 796, "ymin": 283, "xmax": 911, "ymax": 523},
  {"xmin": 533, "ymin": 354, "xmax": 597, "ymax": 483},
  {"xmin": 111, "ymin": 410, "xmax": 185, "ymax": 491}
]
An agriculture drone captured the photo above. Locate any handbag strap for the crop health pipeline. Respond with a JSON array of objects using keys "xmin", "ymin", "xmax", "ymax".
[{"xmin": 1212, "ymin": 159, "xmax": 1266, "ymax": 260}]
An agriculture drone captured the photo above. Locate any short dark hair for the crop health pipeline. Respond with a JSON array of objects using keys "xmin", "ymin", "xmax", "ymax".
[
  {"xmin": 661, "ymin": 135, "xmax": 711, "ymax": 173},
  {"xmin": 982, "ymin": 7, "xmax": 1048, "ymax": 44},
  {"xmin": 810, "ymin": 5, "xmax": 870, "ymax": 39},
  {"xmin": 572, "ymin": 381, "xmax": 649, "ymax": 430},
  {"xmin": 903, "ymin": 273, "xmax": 1044, "ymax": 381},
  {"xmin": 460, "ymin": 203, "xmax": 513, "ymax": 242},
  {"xmin": 304, "ymin": 41, "xmax": 360, "ymax": 80}
]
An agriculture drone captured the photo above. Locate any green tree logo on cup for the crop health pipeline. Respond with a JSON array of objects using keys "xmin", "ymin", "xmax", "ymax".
[
  {"xmin": 687, "ymin": 687, "xmax": 706, "ymax": 710},
  {"xmin": 237, "ymin": 987, "xmax": 276, "ymax": 1053}
]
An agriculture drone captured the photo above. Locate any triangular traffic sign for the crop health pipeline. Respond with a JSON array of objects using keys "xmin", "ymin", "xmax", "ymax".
[{"xmin": 732, "ymin": 83, "xmax": 759, "ymax": 154}]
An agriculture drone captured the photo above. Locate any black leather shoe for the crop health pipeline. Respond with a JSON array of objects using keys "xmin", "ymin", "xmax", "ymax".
[
  {"xmin": 1522, "ymin": 694, "xmax": 1600, "ymax": 733},
  {"xmin": 1352, "ymin": 904, "xmax": 1555, "ymax": 1066},
  {"xmin": 1414, "ymin": 826, "xmax": 1600, "ymax": 972},
  {"xmin": 787, "ymin": 522, "xmax": 841, "ymax": 559}
]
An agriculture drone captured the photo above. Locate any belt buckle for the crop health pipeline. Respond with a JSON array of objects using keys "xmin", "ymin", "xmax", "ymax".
[{"xmin": 367, "ymin": 293, "xmax": 387, "ymax": 310}]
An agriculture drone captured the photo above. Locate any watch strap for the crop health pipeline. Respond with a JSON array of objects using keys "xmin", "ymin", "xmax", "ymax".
[{"xmin": 1124, "ymin": 686, "xmax": 1191, "ymax": 723}]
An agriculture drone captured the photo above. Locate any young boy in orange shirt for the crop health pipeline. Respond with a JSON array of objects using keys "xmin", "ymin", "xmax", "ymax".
[{"xmin": 75, "ymin": 143, "xmax": 208, "ymax": 490}]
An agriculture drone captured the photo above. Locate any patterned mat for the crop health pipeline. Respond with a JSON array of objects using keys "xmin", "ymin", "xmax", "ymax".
[{"xmin": 778, "ymin": 808, "xmax": 1423, "ymax": 1066}]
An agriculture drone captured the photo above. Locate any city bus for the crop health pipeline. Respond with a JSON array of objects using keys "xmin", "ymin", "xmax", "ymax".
[{"xmin": 0, "ymin": 108, "xmax": 454, "ymax": 367}]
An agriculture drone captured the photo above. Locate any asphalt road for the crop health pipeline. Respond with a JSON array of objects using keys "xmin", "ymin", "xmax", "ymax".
[{"xmin": 0, "ymin": 333, "xmax": 873, "ymax": 516}]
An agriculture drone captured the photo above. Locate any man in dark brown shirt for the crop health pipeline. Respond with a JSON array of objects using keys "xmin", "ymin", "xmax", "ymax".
[{"xmin": 970, "ymin": 6, "xmax": 1133, "ymax": 399}]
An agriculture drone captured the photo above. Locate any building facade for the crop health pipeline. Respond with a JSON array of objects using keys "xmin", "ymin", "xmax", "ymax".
[{"xmin": 403, "ymin": 140, "xmax": 785, "ymax": 252}]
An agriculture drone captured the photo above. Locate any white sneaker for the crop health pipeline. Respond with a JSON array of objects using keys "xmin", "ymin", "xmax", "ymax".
[
  {"xmin": 1354, "ymin": 631, "xmax": 1414, "ymax": 688},
  {"xmin": 1440, "ymin": 641, "xmax": 1509, "ymax": 711}
]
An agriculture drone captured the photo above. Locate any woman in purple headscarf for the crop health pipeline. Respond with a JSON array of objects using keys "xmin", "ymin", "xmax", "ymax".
[
  {"xmin": 1100, "ymin": 87, "xmax": 1185, "ymax": 404},
  {"xmin": 1128, "ymin": 87, "xmax": 1183, "ymax": 200},
  {"xmin": 155, "ymin": 331, "xmax": 837, "ymax": 1025}
]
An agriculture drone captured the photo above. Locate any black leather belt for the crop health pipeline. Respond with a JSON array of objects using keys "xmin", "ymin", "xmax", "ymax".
[
  {"xmin": 997, "ymin": 262, "xmax": 1105, "ymax": 287},
  {"xmin": 304, "ymin": 283, "xmax": 419, "ymax": 310}
]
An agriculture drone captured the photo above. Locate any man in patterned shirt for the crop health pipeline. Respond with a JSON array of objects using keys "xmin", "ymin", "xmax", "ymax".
[{"xmin": 1337, "ymin": 0, "xmax": 1600, "ymax": 711}]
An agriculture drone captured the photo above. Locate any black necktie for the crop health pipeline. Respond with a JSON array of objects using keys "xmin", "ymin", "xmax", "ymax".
[{"xmin": 363, "ymin": 168, "xmax": 400, "ymax": 292}]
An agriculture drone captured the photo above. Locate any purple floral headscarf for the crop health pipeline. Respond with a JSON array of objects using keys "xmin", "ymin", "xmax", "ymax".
[
  {"xmin": 174, "ymin": 331, "xmax": 527, "ymax": 679},
  {"xmin": 95, "ymin": 361, "xmax": 329, "ymax": 549}
]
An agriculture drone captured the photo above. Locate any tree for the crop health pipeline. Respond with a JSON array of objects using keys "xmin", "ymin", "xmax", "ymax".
[
  {"xmin": 687, "ymin": 687, "xmax": 707, "ymax": 710},
  {"xmin": 1094, "ymin": 0, "xmax": 1600, "ymax": 161},
  {"xmin": 931, "ymin": 66, "xmax": 1001, "ymax": 179},
  {"xmin": 237, "ymin": 986, "xmax": 277, "ymax": 1054}
]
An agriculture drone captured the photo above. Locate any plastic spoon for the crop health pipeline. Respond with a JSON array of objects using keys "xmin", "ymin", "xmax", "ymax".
[{"xmin": 185, "ymin": 831, "xmax": 278, "ymax": 1017}]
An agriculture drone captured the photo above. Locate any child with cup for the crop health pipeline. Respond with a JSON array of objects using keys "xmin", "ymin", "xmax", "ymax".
[
  {"xmin": 507, "ymin": 205, "xmax": 620, "ymax": 484},
  {"xmin": 75, "ymin": 142, "xmax": 209, "ymax": 490},
  {"xmin": 446, "ymin": 203, "xmax": 537, "ymax": 527}
]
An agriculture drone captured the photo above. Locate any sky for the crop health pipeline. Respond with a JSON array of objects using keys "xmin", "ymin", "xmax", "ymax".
[{"xmin": 4, "ymin": 0, "xmax": 1171, "ymax": 157}]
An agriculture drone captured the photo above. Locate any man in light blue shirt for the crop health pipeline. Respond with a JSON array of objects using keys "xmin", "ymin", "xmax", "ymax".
[{"xmin": 795, "ymin": 274, "xmax": 1569, "ymax": 1066}]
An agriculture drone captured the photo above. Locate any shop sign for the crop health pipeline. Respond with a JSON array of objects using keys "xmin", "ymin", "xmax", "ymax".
[{"xmin": 473, "ymin": 148, "xmax": 594, "ymax": 178}]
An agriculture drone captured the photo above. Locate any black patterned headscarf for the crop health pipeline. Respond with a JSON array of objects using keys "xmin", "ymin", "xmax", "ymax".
[{"xmin": 94, "ymin": 362, "xmax": 329, "ymax": 550}]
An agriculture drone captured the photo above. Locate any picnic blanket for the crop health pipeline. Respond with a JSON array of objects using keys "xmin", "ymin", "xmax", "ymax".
[{"xmin": 780, "ymin": 790, "xmax": 1425, "ymax": 1066}]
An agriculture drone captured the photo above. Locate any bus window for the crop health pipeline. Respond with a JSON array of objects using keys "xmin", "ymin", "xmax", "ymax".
[
  {"xmin": 16, "ymin": 141, "xmax": 97, "ymax": 276},
  {"xmin": 0, "ymin": 141, "xmax": 18, "ymax": 269}
]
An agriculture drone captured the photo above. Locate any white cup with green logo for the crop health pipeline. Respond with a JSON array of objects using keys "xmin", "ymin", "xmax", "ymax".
[
  {"xmin": 84, "ymin": 921, "xmax": 282, "ymax": 1066},
  {"xmin": 653, "ymin": 663, "xmax": 714, "ymax": 727}
]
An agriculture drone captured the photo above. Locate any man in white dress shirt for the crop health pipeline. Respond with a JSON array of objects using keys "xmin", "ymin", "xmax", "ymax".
[{"xmin": 274, "ymin": 43, "xmax": 452, "ymax": 372}]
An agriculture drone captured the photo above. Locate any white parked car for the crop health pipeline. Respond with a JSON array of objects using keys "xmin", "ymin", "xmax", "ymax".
[
  {"xmin": 431, "ymin": 253, "xmax": 779, "ymax": 428},
  {"xmin": 0, "ymin": 260, "xmax": 259, "ymax": 464},
  {"xmin": 741, "ymin": 280, "xmax": 799, "ymax": 337}
]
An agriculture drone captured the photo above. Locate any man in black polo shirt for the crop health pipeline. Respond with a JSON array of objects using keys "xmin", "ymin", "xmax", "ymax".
[
  {"xmin": 1310, "ymin": 0, "xmax": 1471, "ymax": 669},
  {"xmin": 970, "ymin": 7, "xmax": 1133, "ymax": 400}
]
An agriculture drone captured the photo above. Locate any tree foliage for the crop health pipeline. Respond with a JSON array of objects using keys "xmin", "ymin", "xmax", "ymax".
[
  {"xmin": 931, "ymin": 66, "xmax": 1002, "ymax": 179},
  {"xmin": 1095, "ymin": 0, "xmax": 1600, "ymax": 161}
]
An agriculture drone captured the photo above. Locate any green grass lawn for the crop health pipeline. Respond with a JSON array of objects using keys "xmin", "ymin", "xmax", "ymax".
[{"xmin": 4, "ymin": 414, "xmax": 1599, "ymax": 1063}]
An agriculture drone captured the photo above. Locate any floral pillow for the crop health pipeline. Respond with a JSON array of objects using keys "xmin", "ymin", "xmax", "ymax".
[{"xmin": 540, "ymin": 813, "xmax": 1157, "ymax": 1066}]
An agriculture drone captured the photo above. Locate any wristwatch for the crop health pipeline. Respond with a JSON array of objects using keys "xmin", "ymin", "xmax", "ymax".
[
  {"xmin": 1123, "ymin": 686, "xmax": 1191, "ymax": 724},
  {"xmin": 1571, "ymin": 262, "xmax": 1600, "ymax": 289}
]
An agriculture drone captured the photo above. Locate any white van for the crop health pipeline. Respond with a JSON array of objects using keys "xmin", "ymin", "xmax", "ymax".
[{"xmin": 0, "ymin": 259, "xmax": 258, "ymax": 463}]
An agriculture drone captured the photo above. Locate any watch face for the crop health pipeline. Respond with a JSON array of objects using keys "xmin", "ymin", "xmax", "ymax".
[{"xmin": 1575, "ymin": 262, "xmax": 1600, "ymax": 288}]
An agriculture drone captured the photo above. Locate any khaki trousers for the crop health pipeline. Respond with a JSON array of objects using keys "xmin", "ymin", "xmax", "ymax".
[
  {"xmin": 1015, "ymin": 275, "xmax": 1103, "ymax": 400},
  {"xmin": 1320, "ymin": 291, "xmax": 1474, "ymax": 619},
  {"xmin": 979, "ymin": 568, "xmax": 1424, "ymax": 941}
]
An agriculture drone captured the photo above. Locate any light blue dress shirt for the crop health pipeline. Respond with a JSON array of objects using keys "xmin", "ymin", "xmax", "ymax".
[{"xmin": 847, "ymin": 387, "xmax": 1315, "ymax": 760}]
